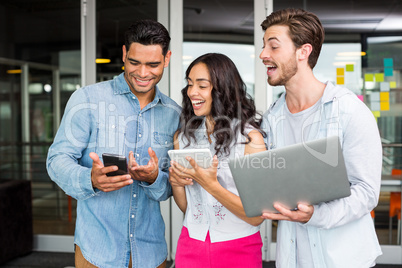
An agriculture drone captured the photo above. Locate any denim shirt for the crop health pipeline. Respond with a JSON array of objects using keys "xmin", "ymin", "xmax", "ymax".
[
  {"xmin": 261, "ymin": 82, "xmax": 382, "ymax": 268},
  {"xmin": 46, "ymin": 73, "xmax": 181, "ymax": 268}
]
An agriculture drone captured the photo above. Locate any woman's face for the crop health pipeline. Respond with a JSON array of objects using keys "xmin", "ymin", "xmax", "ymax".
[{"xmin": 186, "ymin": 63, "xmax": 213, "ymax": 117}]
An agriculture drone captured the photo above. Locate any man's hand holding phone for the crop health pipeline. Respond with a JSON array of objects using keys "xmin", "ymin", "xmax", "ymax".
[{"xmin": 89, "ymin": 152, "xmax": 132, "ymax": 192}]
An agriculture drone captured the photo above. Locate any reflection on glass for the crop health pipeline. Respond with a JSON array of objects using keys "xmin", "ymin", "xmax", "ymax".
[
  {"xmin": 272, "ymin": 43, "xmax": 363, "ymax": 102},
  {"xmin": 183, "ymin": 42, "xmax": 255, "ymax": 97},
  {"xmin": 0, "ymin": 1, "xmax": 81, "ymax": 235},
  {"xmin": 365, "ymin": 36, "xmax": 402, "ymax": 246}
]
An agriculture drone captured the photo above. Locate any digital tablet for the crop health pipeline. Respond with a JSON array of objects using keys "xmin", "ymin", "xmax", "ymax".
[{"xmin": 168, "ymin": 148, "xmax": 212, "ymax": 169}]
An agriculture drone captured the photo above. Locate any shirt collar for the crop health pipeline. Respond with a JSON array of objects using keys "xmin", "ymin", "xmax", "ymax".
[
  {"xmin": 194, "ymin": 117, "xmax": 208, "ymax": 140},
  {"xmin": 268, "ymin": 81, "xmax": 352, "ymax": 116},
  {"xmin": 192, "ymin": 117, "xmax": 241, "ymax": 141},
  {"xmin": 113, "ymin": 72, "xmax": 166, "ymax": 106}
]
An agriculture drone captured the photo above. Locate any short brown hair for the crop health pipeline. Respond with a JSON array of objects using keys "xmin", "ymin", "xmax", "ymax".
[{"xmin": 261, "ymin": 8, "xmax": 325, "ymax": 69}]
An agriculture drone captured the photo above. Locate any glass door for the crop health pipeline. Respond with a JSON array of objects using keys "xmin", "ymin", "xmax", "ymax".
[
  {"xmin": 0, "ymin": 0, "xmax": 81, "ymax": 240},
  {"xmin": 364, "ymin": 36, "xmax": 402, "ymax": 264}
]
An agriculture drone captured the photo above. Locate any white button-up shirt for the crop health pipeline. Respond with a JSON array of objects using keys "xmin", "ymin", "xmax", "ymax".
[{"xmin": 178, "ymin": 119, "xmax": 260, "ymax": 243}]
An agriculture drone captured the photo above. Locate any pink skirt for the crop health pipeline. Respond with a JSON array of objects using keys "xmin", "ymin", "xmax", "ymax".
[{"xmin": 175, "ymin": 226, "xmax": 262, "ymax": 268}]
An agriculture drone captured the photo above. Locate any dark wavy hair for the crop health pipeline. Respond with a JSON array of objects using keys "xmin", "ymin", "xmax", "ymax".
[{"xmin": 178, "ymin": 53, "xmax": 263, "ymax": 156}]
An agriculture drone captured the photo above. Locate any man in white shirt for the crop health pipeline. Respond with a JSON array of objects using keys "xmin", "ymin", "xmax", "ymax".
[{"xmin": 259, "ymin": 8, "xmax": 382, "ymax": 268}]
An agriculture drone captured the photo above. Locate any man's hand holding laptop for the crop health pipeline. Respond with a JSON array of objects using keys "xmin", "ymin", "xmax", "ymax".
[{"xmin": 261, "ymin": 202, "xmax": 314, "ymax": 223}]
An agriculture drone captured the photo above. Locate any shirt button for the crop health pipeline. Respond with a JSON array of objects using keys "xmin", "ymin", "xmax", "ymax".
[
  {"xmin": 136, "ymin": 154, "xmax": 139, "ymax": 157},
  {"xmin": 139, "ymin": 114, "xmax": 142, "ymax": 117},
  {"xmin": 130, "ymin": 234, "xmax": 133, "ymax": 237},
  {"xmin": 139, "ymin": 134, "xmax": 142, "ymax": 137},
  {"xmin": 291, "ymin": 239, "xmax": 294, "ymax": 243},
  {"xmin": 133, "ymin": 194, "xmax": 137, "ymax": 198},
  {"xmin": 132, "ymin": 96, "xmax": 136, "ymax": 99},
  {"xmin": 131, "ymin": 215, "xmax": 135, "ymax": 218},
  {"xmin": 111, "ymin": 125, "xmax": 115, "ymax": 128}
]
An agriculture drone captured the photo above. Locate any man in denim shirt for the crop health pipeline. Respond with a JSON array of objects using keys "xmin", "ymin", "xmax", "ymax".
[{"xmin": 47, "ymin": 20, "xmax": 181, "ymax": 268}]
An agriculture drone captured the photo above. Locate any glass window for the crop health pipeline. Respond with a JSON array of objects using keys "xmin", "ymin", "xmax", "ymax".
[
  {"xmin": 271, "ymin": 43, "xmax": 363, "ymax": 102},
  {"xmin": 96, "ymin": 0, "xmax": 157, "ymax": 81},
  {"xmin": 183, "ymin": 0, "xmax": 254, "ymax": 95},
  {"xmin": 183, "ymin": 42, "xmax": 255, "ymax": 97},
  {"xmin": 0, "ymin": 1, "xmax": 81, "ymax": 235},
  {"xmin": 365, "ymin": 36, "xmax": 402, "ymax": 245},
  {"xmin": 0, "ymin": 0, "xmax": 159, "ymax": 237}
]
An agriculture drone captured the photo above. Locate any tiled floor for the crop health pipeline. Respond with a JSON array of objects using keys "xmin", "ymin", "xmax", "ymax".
[
  {"xmin": 7, "ymin": 216, "xmax": 396, "ymax": 268},
  {"xmin": 0, "ymin": 252, "xmax": 275, "ymax": 268},
  {"xmin": 0, "ymin": 221, "xmax": 400, "ymax": 267},
  {"xmin": 0, "ymin": 252, "xmax": 400, "ymax": 268},
  {"xmin": 30, "ymin": 184, "xmax": 402, "ymax": 245},
  {"xmin": 3, "ymin": 184, "xmax": 397, "ymax": 268}
]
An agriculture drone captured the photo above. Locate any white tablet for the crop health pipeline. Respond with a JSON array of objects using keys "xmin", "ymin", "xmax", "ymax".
[{"xmin": 168, "ymin": 148, "xmax": 212, "ymax": 169}]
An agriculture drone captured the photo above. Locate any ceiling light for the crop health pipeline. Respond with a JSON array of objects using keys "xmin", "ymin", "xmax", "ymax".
[
  {"xmin": 44, "ymin": 84, "xmax": 52, "ymax": 93},
  {"xmin": 337, "ymin": 52, "xmax": 366, "ymax": 57},
  {"xmin": 367, "ymin": 36, "xmax": 402, "ymax": 44},
  {"xmin": 376, "ymin": 16, "xmax": 402, "ymax": 31},
  {"xmin": 96, "ymin": 58, "xmax": 111, "ymax": 64},
  {"xmin": 7, "ymin": 69, "xmax": 22, "ymax": 74}
]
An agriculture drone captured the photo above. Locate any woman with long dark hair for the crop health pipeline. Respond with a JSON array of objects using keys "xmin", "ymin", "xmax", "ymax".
[{"xmin": 169, "ymin": 53, "xmax": 266, "ymax": 267}]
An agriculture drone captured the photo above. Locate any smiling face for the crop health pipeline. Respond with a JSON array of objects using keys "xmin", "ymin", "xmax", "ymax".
[
  {"xmin": 122, "ymin": 42, "xmax": 171, "ymax": 97},
  {"xmin": 186, "ymin": 63, "xmax": 213, "ymax": 117},
  {"xmin": 259, "ymin": 25, "xmax": 298, "ymax": 87}
]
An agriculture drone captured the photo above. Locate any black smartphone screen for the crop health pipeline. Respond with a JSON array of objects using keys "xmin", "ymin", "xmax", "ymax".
[{"xmin": 102, "ymin": 153, "xmax": 128, "ymax": 177}]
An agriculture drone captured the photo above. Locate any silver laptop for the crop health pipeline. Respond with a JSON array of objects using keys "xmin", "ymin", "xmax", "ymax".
[{"xmin": 228, "ymin": 136, "xmax": 351, "ymax": 217}]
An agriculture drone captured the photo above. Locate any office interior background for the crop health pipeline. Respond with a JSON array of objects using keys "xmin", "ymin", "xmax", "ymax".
[{"xmin": 0, "ymin": 0, "xmax": 401, "ymax": 265}]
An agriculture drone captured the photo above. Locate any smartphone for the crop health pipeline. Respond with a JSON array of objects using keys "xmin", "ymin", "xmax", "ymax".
[
  {"xmin": 168, "ymin": 148, "xmax": 212, "ymax": 169},
  {"xmin": 102, "ymin": 153, "xmax": 128, "ymax": 177}
]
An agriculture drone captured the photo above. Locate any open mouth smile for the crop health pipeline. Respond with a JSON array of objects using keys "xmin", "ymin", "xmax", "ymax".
[
  {"xmin": 191, "ymin": 100, "xmax": 205, "ymax": 108},
  {"xmin": 134, "ymin": 77, "xmax": 153, "ymax": 86},
  {"xmin": 265, "ymin": 64, "xmax": 277, "ymax": 75}
]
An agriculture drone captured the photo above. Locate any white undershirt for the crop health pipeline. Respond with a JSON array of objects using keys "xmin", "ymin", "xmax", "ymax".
[{"xmin": 284, "ymin": 99, "xmax": 321, "ymax": 267}]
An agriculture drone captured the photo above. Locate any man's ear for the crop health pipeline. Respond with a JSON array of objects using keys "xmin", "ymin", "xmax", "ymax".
[
  {"xmin": 164, "ymin": 50, "xmax": 172, "ymax": 68},
  {"xmin": 122, "ymin": 45, "xmax": 127, "ymax": 63},
  {"xmin": 297, "ymin": 43, "xmax": 312, "ymax": 62}
]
